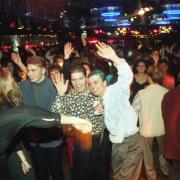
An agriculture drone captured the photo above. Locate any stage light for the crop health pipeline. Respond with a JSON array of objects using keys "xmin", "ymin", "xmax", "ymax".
[
  {"xmin": 101, "ymin": 12, "xmax": 120, "ymax": 17},
  {"xmin": 144, "ymin": 7, "xmax": 151, "ymax": 12},
  {"xmin": 156, "ymin": 20, "xmax": 170, "ymax": 25},
  {"xmin": 163, "ymin": 4, "xmax": 180, "ymax": 21},
  {"xmin": 104, "ymin": 18, "xmax": 117, "ymax": 22},
  {"xmin": 163, "ymin": 10, "xmax": 180, "ymax": 15},
  {"xmin": 100, "ymin": 6, "xmax": 121, "ymax": 17},
  {"xmin": 117, "ymin": 22, "xmax": 130, "ymax": 26},
  {"xmin": 167, "ymin": 16, "xmax": 180, "ymax": 20},
  {"xmin": 138, "ymin": 9, "xmax": 145, "ymax": 16}
]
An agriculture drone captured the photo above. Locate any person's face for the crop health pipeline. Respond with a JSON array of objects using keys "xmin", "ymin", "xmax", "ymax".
[
  {"xmin": 49, "ymin": 69, "xmax": 61, "ymax": 80},
  {"xmin": 71, "ymin": 72, "xmax": 86, "ymax": 93},
  {"xmin": 136, "ymin": 62, "xmax": 146, "ymax": 73},
  {"xmin": 159, "ymin": 62, "xmax": 168, "ymax": 73},
  {"xmin": 27, "ymin": 64, "xmax": 45, "ymax": 83},
  {"xmin": 151, "ymin": 50, "xmax": 160, "ymax": 62},
  {"xmin": 88, "ymin": 75, "xmax": 106, "ymax": 98},
  {"xmin": 83, "ymin": 64, "xmax": 91, "ymax": 76}
]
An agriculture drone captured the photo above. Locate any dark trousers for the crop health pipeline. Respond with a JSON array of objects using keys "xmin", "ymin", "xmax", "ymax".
[
  {"xmin": 0, "ymin": 153, "xmax": 12, "ymax": 180},
  {"xmin": 72, "ymin": 129, "xmax": 111, "ymax": 180},
  {"xmin": 31, "ymin": 145, "xmax": 64, "ymax": 180},
  {"xmin": 169, "ymin": 160, "xmax": 180, "ymax": 180}
]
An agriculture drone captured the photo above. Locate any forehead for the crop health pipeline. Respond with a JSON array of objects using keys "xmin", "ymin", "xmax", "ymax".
[
  {"xmin": 152, "ymin": 50, "xmax": 159, "ymax": 55},
  {"xmin": 137, "ymin": 62, "xmax": 145, "ymax": 66},
  {"xmin": 27, "ymin": 64, "xmax": 42, "ymax": 70},
  {"xmin": 71, "ymin": 71, "xmax": 85, "ymax": 79}
]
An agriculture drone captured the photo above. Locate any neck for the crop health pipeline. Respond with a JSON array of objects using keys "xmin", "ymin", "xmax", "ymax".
[{"xmin": 36, "ymin": 75, "xmax": 45, "ymax": 83}]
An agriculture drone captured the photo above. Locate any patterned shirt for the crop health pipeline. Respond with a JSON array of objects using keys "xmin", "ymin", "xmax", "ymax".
[{"xmin": 51, "ymin": 90, "xmax": 104, "ymax": 135}]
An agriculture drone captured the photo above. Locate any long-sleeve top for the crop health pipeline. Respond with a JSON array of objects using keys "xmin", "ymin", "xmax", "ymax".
[
  {"xmin": 0, "ymin": 107, "xmax": 61, "ymax": 154},
  {"xmin": 0, "ymin": 106, "xmax": 61, "ymax": 180},
  {"xmin": 51, "ymin": 90, "xmax": 104, "ymax": 135},
  {"xmin": 103, "ymin": 59, "xmax": 138, "ymax": 143},
  {"xmin": 20, "ymin": 76, "xmax": 62, "ymax": 148},
  {"xmin": 162, "ymin": 86, "xmax": 180, "ymax": 160},
  {"xmin": 132, "ymin": 84, "xmax": 168, "ymax": 137}
]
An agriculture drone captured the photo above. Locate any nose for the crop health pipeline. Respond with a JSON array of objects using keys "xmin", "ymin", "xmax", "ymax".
[{"xmin": 75, "ymin": 79, "xmax": 81, "ymax": 86}]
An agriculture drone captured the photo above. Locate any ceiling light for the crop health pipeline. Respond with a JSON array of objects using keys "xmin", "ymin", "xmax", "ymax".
[{"xmin": 138, "ymin": 9, "xmax": 145, "ymax": 16}]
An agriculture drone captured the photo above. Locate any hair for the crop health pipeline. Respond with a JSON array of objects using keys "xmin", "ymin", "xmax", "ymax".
[
  {"xmin": 133, "ymin": 60, "xmax": 147, "ymax": 74},
  {"xmin": 70, "ymin": 64, "xmax": 86, "ymax": 76},
  {"xmin": 150, "ymin": 48, "xmax": 159, "ymax": 55},
  {"xmin": 48, "ymin": 64, "xmax": 62, "ymax": 75},
  {"xmin": 88, "ymin": 70, "xmax": 106, "ymax": 81},
  {"xmin": 0, "ymin": 68, "xmax": 22, "ymax": 106},
  {"xmin": 147, "ymin": 65, "xmax": 164, "ymax": 84},
  {"xmin": 53, "ymin": 55, "xmax": 64, "ymax": 64},
  {"xmin": 26, "ymin": 56, "xmax": 46, "ymax": 68}
]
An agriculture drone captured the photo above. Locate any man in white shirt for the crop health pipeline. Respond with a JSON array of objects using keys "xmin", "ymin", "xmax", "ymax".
[{"xmin": 88, "ymin": 42, "xmax": 142, "ymax": 180}]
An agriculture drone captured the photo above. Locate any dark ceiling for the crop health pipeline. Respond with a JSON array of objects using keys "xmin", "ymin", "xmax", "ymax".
[{"xmin": 0, "ymin": 0, "xmax": 179, "ymax": 31}]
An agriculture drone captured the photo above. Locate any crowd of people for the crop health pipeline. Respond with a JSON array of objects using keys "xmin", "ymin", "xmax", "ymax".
[{"xmin": 0, "ymin": 35, "xmax": 179, "ymax": 180}]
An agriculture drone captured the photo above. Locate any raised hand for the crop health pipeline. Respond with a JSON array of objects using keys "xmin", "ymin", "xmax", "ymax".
[
  {"xmin": 11, "ymin": 52, "xmax": 28, "ymax": 73},
  {"xmin": 11, "ymin": 52, "xmax": 22, "ymax": 65},
  {"xmin": 64, "ymin": 42, "xmax": 74, "ymax": 59},
  {"xmin": 52, "ymin": 73, "xmax": 69, "ymax": 96},
  {"xmin": 96, "ymin": 42, "xmax": 121, "ymax": 65}
]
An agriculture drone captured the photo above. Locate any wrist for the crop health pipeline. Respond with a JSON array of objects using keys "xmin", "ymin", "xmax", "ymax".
[
  {"xmin": 21, "ymin": 159, "xmax": 27, "ymax": 163},
  {"xmin": 57, "ymin": 90, "xmax": 65, "ymax": 96},
  {"xmin": 64, "ymin": 55, "xmax": 70, "ymax": 60},
  {"xmin": 111, "ymin": 55, "xmax": 122, "ymax": 65}
]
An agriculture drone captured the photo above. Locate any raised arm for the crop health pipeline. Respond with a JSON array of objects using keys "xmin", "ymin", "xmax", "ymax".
[
  {"xmin": 95, "ymin": 42, "xmax": 123, "ymax": 65},
  {"xmin": 11, "ymin": 52, "xmax": 27, "ymax": 74},
  {"xmin": 96, "ymin": 42, "xmax": 133, "ymax": 91}
]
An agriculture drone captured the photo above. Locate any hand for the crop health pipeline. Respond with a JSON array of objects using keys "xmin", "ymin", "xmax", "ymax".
[
  {"xmin": 11, "ymin": 52, "xmax": 22, "ymax": 66},
  {"xmin": 95, "ymin": 42, "xmax": 119, "ymax": 62},
  {"xmin": 21, "ymin": 160, "xmax": 31, "ymax": 175},
  {"xmin": 93, "ymin": 103, "xmax": 104, "ymax": 115},
  {"xmin": 73, "ymin": 119, "xmax": 92, "ymax": 134},
  {"xmin": 52, "ymin": 73, "xmax": 69, "ymax": 96},
  {"xmin": 64, "ymin": 42, "xmax": 74, "ymax": 59}
]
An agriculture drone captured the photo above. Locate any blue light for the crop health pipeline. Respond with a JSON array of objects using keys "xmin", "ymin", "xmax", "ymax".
[
  {"xmin": 101, "ymin": 12, "xmax": 120, "ymax": 17},
  {"xmin": 163, "ymin": 10, "xmax": 180, "ymax": 15},
  {"xmin": 167, "ymin": 16, "xmax": 180, "ymax": 20},
  {"xmin": 117, "ymin": 23, "xmax": 130, "ymax": 26},
  {"xmin": 156, "ymin": 21, "xmax": 170, "ymax": 25},
  {"xmin": 104, "ymin": 18, "xmax": 117, "ymax": 22}
]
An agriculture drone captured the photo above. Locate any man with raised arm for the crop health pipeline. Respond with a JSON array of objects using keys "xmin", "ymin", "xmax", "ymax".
[{"xmin": 87, "ymin": 42, "xmax": 142, "ymax": 180}]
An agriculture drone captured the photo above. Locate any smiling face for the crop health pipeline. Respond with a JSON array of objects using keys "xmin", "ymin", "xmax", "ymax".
[
  {"xmin": 88, "ymin": 75, "xmax": 106, "ymax": 98},
  {"xmin": 71, "ymin": 71, "xmax": 87, "ymax": 93}
]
